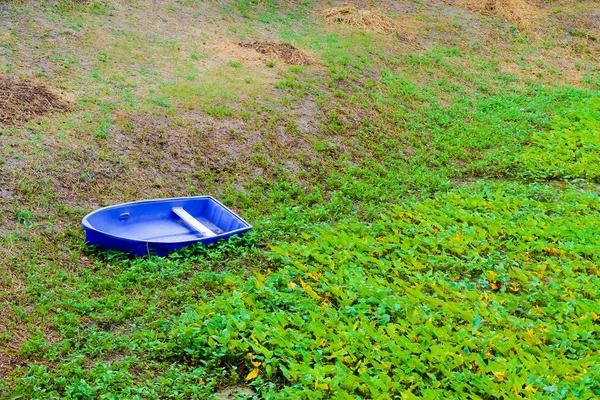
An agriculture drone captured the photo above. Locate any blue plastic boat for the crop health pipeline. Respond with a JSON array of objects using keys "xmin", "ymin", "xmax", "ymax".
[{"xmin": 81, "ymin": 196, "xmax": 252, "ymax": 256}]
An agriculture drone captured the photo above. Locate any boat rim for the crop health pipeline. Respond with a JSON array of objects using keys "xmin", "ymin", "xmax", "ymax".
[{"xmin": 81, "ymin": 196, "xmax": 252, "ymax": 244}]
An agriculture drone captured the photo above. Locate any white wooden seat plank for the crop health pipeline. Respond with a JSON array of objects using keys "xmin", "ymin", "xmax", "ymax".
[{"xmin": 172, "ymin": 207, "xmax": 217, "ymax": 237}]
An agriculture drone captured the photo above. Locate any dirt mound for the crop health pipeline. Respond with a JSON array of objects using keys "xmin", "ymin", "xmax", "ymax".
[
  {"xmin": 320, "ymin": 5, "xmax": 400, "ymax": 34},
  {"xmin": 238, "ymin": 41, "xmax": 316, "ymax": 66},
  {"xmin": 464, "ymin": 0, "xmax": 539, "ymax": 29},
  {"xmin": 212, "ymin": 42, "xmax": 268, "ymax": 66},
  {"xmin": 0, "ymin": 77, "xmax": 71, "ymax": 125}
]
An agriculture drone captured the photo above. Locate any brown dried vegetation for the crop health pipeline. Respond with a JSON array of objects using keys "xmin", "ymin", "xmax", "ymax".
[
  {"xmin": 0, "ymin": 77, "xmax": 72, "ymax": 125},
  {"xmin": 238, "ymin": 41, "xmax": 316, "ymax": 66},
  {"xmin": 465, "ymin": 0, "xmax": 539, "ymax": 27},
  {"xmin": 320, "ymin": 5, "xmax": 402, "ymax": 34}
]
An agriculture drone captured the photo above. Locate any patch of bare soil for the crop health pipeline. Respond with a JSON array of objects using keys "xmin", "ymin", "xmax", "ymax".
[
  {"xmin": 320, "ymin": 5, "xmax": 401, "ymax": 34},
  {"xmin": 238, "ymin": 41, "xmax": 316, "ymax": 66},
  {"xmin": 0, "ymin": 77, "xmax": 72, "ymax": 125},
  {"xmin": 549, "ymin": 3, "xmax": 600, "ymax": 52},
  {"xmin": 211, "ymin": 42, "xmax": 271, "ymax": 67},
  {"xmin": 214, "ymin": 385, "xmax": 256, "ymax": 399},
  {"xmin": 31, "ymin": 105, "xmax": 320, "ymax": 206}
]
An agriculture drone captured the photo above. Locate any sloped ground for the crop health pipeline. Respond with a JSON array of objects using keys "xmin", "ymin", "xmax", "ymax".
[{"xmin": 0, "ymin": 0, "xmax": 599, "ymax": 397}]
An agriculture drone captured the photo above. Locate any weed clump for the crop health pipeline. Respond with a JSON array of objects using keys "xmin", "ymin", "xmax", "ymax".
[
  {"xmin": 320, "ymin": 5, "xmax": 400, "ymax": 34},
  {"xmin": 0, "ymin": 77, "xmax": 71, "ymax": 125},
  {"xmin": 238, "ymin": 41, "xmax": 315, "ymax": 66}
]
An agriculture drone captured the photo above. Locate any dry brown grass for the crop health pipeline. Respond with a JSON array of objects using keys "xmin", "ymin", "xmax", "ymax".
[
  {"xmin": 464, "ymin": 0, "xmax": 540, "ymax": 29},
  {"xmin": 319, "ymin": 5, "xmax": 401, "ymax": 34},
  {"xmin": 0, "ymin": 77, "xmax": 72, "ymax": 125}
]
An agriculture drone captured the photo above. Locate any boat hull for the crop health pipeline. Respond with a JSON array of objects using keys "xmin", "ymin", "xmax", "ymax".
[{"xmin": 81, "ymin": 196, "xmax": 252, "ymax": 256}]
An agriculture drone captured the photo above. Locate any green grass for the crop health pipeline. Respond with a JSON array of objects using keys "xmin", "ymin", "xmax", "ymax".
[{"xmin": 1, "ymin": 0, "xmax": 600, "ymax": 398}]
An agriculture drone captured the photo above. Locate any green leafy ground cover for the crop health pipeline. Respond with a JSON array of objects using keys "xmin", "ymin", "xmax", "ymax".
[
  {"xmin": 1, "ymin": 0, "xmax": 600, "ymax": 398},
  {"xmin": 166, "ymin": 183, "xmax": 600, "ymax": 399},
  {"xmin": 520, "ymin": 97, "xmax": 600, "ymax": 182}
]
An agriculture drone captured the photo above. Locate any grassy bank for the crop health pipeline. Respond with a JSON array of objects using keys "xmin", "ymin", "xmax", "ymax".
[{"xmin": 1, "ymin": 0, "xmax": 599, "ymax": 398}]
